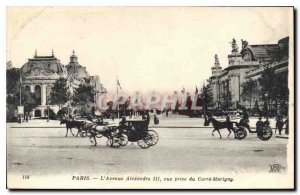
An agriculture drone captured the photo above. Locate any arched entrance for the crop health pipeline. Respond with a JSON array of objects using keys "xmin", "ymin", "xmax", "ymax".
[
  {"xmin": 35, "ymin": 85, "xmax": 41, "ymax": 105},
  {"xmin": 34, "ymin": 109, "xmax": 41, "ymax": 117},
  {"xmin": 25, "ymin": 85, "xmax": 30, "ymax": 91}
]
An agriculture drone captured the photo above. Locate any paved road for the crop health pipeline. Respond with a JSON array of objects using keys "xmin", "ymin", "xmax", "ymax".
[{"xmin": 7, "ymin": 116, "xmax": 288, "ymax": 179}]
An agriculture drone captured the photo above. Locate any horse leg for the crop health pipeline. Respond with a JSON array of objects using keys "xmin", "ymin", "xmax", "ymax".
[
  {"xmin": 70, "ymin": 127, "xmax": 75, "ymax": 137},
  {"xmin": 65, "ymin": 127, "xmax": 68, "ymax": 137},
  {"xmin": 227, "ymin": 128, "xmax": 232, "ymax": 138},
  {"xmin": 212, "ymin": 129, "xmax": 216, "ymax": 136},
  {"xmin": 76, "ymin": 128, "xmax": 80, "ymax": 137},
  {"xmin": 93, "ymin": 136, "xmax": 97, "ymax": 146},
  {"xmin": 217, "ymin": 129, "xmax": 222, "ymax": 139}
]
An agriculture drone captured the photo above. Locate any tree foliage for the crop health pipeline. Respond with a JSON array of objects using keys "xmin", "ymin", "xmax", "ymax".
[
  {"xmin": 21, "ymin": 88, "xmax": 39, "ymax": 113},
  {"xmin": 258, "ymin": 66, "xmax": 289, "ymax": 102},
  {"xmin": 70, "ymin": 84, "xmax": 95, "ymax": 116},
  {"xmin": 200, "ymin": 84, "xmax": 213, "ymax": 113},
  {"xmin": 241, "ymin": 78, "xmax": 257, "ymax": 109},
  {"xmin": 71, "ymin": 84, "xmax": 95, "ymax": 107},
  {"xmin": 7, "ymin": 68, "xmax": 21, "ymax": 96},
  {"xmin": 6, "ymin": 68, "xmax": 39, "ymax": 121},
  {"xmin": 50, "ymin": 78, "xmax": 70, "ymax": 109}
]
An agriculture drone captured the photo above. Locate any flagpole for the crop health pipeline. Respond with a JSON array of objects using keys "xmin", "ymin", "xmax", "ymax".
[
  {"xmin": 19, "ymin": 73, "xmax": 22, "ymax": 107},
  {"xmin": 117, "ymin": 76, "xmax": 119, "ymax": 119}
]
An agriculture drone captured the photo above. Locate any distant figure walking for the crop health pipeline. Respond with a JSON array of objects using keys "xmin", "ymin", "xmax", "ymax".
[
  {"xmin": 25, "ymin": 114, "xmax": 28, "ymax": 122},
  {"xmin": 275, "ymin": 114, "xmax": 284, "ymax": 135},
  {"xmin": 143, "ymin": 111, "xmax": 150, "ymax": 126},
  {"xmin": 256, "ymin": 117, "xmax": 264, "ymax": 131},
  {"xmin": 154, "ymin": 115, "xmax": 159, "ymax": 125},
  {"xmin": 284, "ymin": 117, "xmax": 289, "ymax": 135}
]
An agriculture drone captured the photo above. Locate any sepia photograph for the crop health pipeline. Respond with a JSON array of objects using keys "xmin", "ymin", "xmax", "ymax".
[{"xmin": 6, "ymin": 6, "xmax": 294, "ymax": 189}]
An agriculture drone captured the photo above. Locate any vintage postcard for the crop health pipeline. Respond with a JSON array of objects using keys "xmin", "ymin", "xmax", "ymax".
[{"xmin": 6, "ymin": 7, "xmax": 294, "ymax": 189}]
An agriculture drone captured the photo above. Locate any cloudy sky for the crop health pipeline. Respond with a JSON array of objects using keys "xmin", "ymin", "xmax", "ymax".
[{"xmin": 7, "ymin": 7, "xmax": 293, "ymax": 95}]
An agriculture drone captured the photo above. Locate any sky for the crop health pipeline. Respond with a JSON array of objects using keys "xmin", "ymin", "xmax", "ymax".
[{"xmin": 6, "ymin": 7, "xmax": 293, "ymax": 96}]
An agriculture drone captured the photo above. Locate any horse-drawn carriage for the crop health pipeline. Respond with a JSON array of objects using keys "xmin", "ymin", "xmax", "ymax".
[
  {"xmin": 61, "ymin": 117, "xmax": 159, "ymax": 149},
  {"xmin": 235, "ymin": 120, "xmax": 273, "ymax": 141},
  {"xmin": 204, "ymin": 113, "xmax": 273, "ymax": 141}
]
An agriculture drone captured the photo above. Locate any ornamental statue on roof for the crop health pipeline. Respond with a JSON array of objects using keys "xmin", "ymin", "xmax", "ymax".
[
  {"xmin": 214, "ymin": 54, "xmax": 220, "ymax": 65},
  {"xmin": 241, "ymin": 39, "xmax": 248, "ymax": 49},
  {"xmin": 230, "ymin": 38, "xmax": 239, "ymax": 53}
]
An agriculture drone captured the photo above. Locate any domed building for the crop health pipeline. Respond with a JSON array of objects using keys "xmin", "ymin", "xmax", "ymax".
[
  {"xmin": 207, "ymin": 37, "xmax": 289, "ymax": 111},
  {"xmin": 66, "ymin": 51, "xmax": 89, "ymax": 79},
  {"xmin": 21, "ymin": 50, "xmax": 106, "ymax": 118},
  {"xmin": 21, "ymin": 50, "xmax": 67, "ymax": 117}
]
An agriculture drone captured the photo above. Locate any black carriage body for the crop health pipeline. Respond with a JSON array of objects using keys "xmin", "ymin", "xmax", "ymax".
[{"xmin": 123, "ymin": 120, "xmax": 149, "ymax": 142}]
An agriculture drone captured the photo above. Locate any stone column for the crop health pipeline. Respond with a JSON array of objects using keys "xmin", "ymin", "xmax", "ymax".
[
  {"xmin": 30, "ymin": 84, "xmax": 34, "ymax": 93},
  {"xmin": 41, "ymin": 84, "xmax": 47, "ymax": 106}
]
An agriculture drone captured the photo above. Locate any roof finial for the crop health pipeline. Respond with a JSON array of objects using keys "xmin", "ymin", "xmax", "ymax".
[
  {"xmin": 52, "ymin": 49, "xmax": 54, "ymax": 56},
  {"xmin": 214, "ymin": 54, "xmax": 220, "ymax": 65},
  {"xmin": 35, "ymin": 49, "xmax": 37, "ymax": 57},
  {"xmin": 72, "ymin": 50, "xmax": 75, "ymax": 55}
]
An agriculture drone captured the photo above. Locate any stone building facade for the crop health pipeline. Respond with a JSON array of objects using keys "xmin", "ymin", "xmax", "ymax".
[
  {"xmin": 21, "ymin": 50, "xmax": 106, "ymax": 117},
  {"xmin": 207, "ymin": 37, "xmax": 289, "ymax": 111}
]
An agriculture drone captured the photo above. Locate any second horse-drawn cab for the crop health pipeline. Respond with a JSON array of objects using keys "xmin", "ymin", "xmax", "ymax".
[{"xmin": 109, "ymin": 118, "xmax": 159, "ymax": 149}]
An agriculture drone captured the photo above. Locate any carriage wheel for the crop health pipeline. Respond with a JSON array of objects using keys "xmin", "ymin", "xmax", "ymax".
[
  {"xmin": 145, "ymin": 130, "xmax": 159, "ymax": 146},
  {"xmin": 137, "ymin": 133, "xmax": 151, "ymax": 149},
  {"xmin": 80, "ymin": 131, "xmax": 87, "ymax": 138},
  {"xmin": 118, "ymin": 134, "xmax": 128, "ymax": 146},
  {"xmin": 235, "ymin": 128, "xmax": 247, "ymax": 140},
  {"xmin": 257, "ymin": 127, "xmax": 273, "ymax": 141},
  {"xmin": 106, "ymin": 137, "xmax": 121, "ymax": 148},
  {"xmin": 106, "ymin": 137, "xmax": 113, "ymax": 147}
]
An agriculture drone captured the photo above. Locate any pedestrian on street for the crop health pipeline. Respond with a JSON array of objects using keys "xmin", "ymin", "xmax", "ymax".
[
  {"xmin": 275, "ymin": 114, "xmax": 284, "ymax": 135},
  {"xmin": 154, "ymin": 115, "xmax": 159, "ymax": 125},
  {"xmin": 284, "ymin": 117, "xmax": 289, "ymax": 135},
  {"xmin": 256, "ymin": 117, "xmax": 264, "ymax": 131},
  {"xmin": 264, "ymin": 118, "xmax": 270, "ymax": 127},
  {"xmin": 145, "ymin": 111, "xmax": 150, "ymax": 126},
  {"xmin": 25, "ymin": 114, "xmax": 28, "ymax": 122},
  {"xmin": 226, "ymin": 114, "xmax": 231, "ymax": 126}
]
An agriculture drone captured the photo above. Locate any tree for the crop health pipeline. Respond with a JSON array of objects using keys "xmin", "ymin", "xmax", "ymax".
[
  {"xmin": 241, "ymin": 78, "xmax": 257, "ymax": 110},
  {"xmin": 252, "ymin": 99, "xmax": 261, "ymax": 116},
  {"xmin": 259, "ymin": 67, "xmax": 277, "ymax": 102},
  {"xmin": 49, "ymin": 78, "xmax": 70, "ymax": 109},
  {"xmin": 259, "ymin": 66, "xmax": 289, "ymax": 115},
  {"xmin": 6, "ymin": 67, "xmax": 21, "ymax": 121},
  {"xmin": 7, "ymin": 67, "xmax": 20, "ymax": 96},
  {"xmin": 201, "ymin": 84, "xmax": 213, "ymax": 114},
  {"xmin": 71, "ymin": 84, "xmax": 95, "ymax": 115},
  {"xmin": 21, "ymin": 88, "xmax": 39, "ymax": 113}
]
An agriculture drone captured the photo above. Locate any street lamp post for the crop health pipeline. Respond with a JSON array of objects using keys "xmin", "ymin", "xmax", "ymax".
[
  {"xmin": 265, "ymin": 93, "xmax": 269, "ymax": 117},
  {"xmin": 47, "ymin": 97, "xmax": 50, "ymax": 122},
  {"xmin": 68, "ymin": 79, "xmax": 73, "ymax": 119},
  {"xmin": 238, "ymin": 74, "xmax": 240, "ymax": 103}
]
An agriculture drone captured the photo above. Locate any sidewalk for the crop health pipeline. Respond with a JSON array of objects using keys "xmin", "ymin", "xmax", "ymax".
[{"xmin": 7, "ymin": 119, "xmax": 62, "ymax": 128}]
